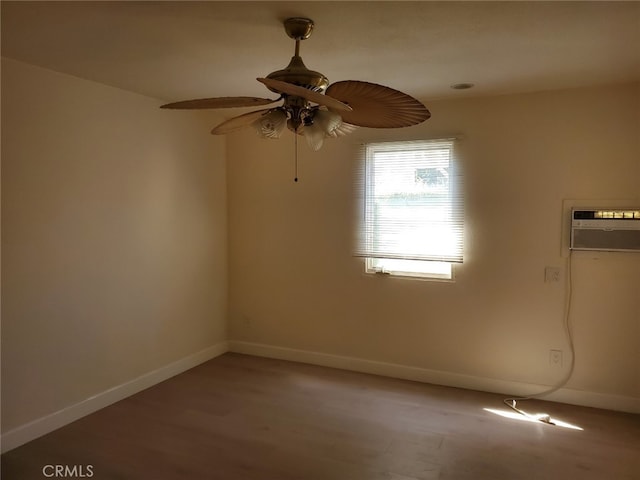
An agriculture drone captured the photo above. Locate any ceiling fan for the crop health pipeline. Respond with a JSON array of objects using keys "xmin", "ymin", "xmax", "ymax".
[{"xmin": 161, "ymin": 17, "xmax": 430, "ymax": 152}]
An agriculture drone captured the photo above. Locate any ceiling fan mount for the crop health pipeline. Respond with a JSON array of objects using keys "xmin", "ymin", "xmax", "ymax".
[
  {"xmin": 283, "ymin": 17, "xmax": 315, "ymax": 41},
  {"xmin": 161, "ymin": 17, "xmax": 430, "ymax": 151}
]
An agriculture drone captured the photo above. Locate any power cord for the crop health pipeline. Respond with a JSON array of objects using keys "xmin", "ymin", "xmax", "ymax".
[{"xmin": 504, "ymin": 251, "xmax": 575, "ymax": 425}]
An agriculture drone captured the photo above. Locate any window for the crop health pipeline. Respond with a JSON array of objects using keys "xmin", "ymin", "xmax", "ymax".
[{"xmin": 355, "ymin": 139, "xmax": 463, "ymax": 280}]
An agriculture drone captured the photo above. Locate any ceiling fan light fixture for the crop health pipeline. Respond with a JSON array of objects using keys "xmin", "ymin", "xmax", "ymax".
[
  {"xmin": 304, "ymin": 124, "xmax": 326, "ymax": 151},
  {"xmin": 301, "ymin": 109, "xmax": 344, "ymax": 151},
  {"xmin": 254, "ymin": 109, "xmax": 287, "ymax": 138},
  {"xmin": 313, "ymin": 109, "xmax": 343, "ymax": 135}
]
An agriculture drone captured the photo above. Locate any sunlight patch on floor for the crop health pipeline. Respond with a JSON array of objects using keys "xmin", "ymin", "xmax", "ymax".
[{"xmin": 484, "ymin": 408, "xmax": 584, "ymax": 430}]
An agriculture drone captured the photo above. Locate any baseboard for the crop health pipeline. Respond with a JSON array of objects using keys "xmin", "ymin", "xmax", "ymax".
[
  {"xmin": 229, "ymin": 340, "xmax": 640, "ymax": 414},
  {"xmin": 1, "ymin": 341, "xmax": 229, "ymax": 453}
]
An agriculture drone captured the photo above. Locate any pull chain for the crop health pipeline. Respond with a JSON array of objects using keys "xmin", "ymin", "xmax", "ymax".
[{"xmin": 294, "ymin": 131, "xmax": 299, "ymax": 182}]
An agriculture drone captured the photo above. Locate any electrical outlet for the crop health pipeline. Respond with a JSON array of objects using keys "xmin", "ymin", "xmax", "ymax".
[
  {"xmin": 545, "ymin": 267, "xmax": 561, "ymax": 283},
  {"xmin": 550, "ymin": 349, "xmax": 563, "ymax": 367}
]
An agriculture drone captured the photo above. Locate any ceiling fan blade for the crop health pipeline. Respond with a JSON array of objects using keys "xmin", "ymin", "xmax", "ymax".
[
  {"xmin": 210, "ymin": 108, "xmax": 272, "ymax": 135},
  {"xmin": 257, "ymin": 78, "xmax": 352, "ymax": 112},
  {"xmin": 325, "ymin": 81, "xmax": 430, "ymax": 128},
  {"xmin": 161, "ymin": 96, "xmax": 279, "ymax": 110}
]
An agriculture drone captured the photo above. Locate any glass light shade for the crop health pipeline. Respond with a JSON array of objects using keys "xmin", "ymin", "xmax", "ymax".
[
  {"xmin": 303, "ymin": 110, "xmax": 343, "ymax": 151},
  {"xmin": 254, "ymin": 109, "xmax": 287, "ymax": 139}
]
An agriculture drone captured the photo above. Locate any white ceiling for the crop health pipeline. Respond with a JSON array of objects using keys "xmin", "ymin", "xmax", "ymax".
[{"xmin": 2, "ymin": 1, "xmax": 639, "ymax": 103}]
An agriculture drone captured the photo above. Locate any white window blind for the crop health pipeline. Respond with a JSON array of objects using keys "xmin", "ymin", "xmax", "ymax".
[{"xmin": 355, "ymin": 139, "xmax": 463, "ymax": 264}]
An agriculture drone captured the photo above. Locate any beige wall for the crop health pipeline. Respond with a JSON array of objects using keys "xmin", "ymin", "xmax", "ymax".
[
  {"xmin": 228, "ymin": 82, "xmax": 640, "ymax": 401},
  {"xmin": 1, "ymin": 58, "xmax": 228, "ymax": 432}
]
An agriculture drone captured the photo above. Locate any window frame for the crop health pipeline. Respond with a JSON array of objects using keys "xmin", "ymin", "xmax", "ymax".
[{"xmin": 365, "ymin": 258, "xmax": 455, "ymax": 281}]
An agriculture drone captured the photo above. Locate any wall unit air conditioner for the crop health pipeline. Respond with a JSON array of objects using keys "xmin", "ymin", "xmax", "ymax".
[{"xmin": 570, "ymin": 208, "xmax": 640, "ymax": 252}]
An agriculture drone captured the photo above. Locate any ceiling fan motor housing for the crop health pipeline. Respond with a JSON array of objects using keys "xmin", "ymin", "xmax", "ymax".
[{"xmin": 266, "ymin": 56, "xmax": 329, "ymax": 93}]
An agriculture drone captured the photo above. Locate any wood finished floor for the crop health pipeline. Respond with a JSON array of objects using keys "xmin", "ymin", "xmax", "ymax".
[{"xmin": 2, "ymin": 353, "xmax": 639, "ymax": 479}]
